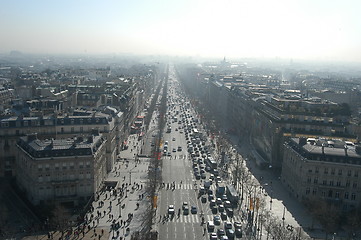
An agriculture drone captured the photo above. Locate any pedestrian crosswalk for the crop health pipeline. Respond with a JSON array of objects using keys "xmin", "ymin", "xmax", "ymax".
[{"xmin": 165, "ymin": 214, "xmax": 243, "ymax": 224}]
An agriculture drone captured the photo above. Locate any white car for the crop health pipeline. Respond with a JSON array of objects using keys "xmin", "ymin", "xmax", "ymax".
[{"xmin": 168, "ymin": 205, "xmax": 175, "ymax": 215}]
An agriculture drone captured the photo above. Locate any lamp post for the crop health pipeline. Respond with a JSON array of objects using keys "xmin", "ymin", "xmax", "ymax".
[
  {"xmin": 282, "ymin": 206, "xmax": 285, "ymax": 227},
  {"xmin": 269, "ymin": 181, "xmax": 273, "ymax": 211}
]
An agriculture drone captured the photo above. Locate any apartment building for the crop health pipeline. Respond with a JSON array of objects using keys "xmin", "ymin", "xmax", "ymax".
[
  {"xmin": 282, "ymin": 137, "xmax": 361, "ymax": 211},
  {"xmin": 16, "ymin": 134, "xmax": 107, "ymax": 206},
  {"xmin": 0, "ymin": 110, "xmax": 122, "ymax": 177}
]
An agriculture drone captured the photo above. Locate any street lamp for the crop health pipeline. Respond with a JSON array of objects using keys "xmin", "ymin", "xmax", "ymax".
[{"xmin": 282, "ymin": 206, "xmax": 285, "ymax": 227}]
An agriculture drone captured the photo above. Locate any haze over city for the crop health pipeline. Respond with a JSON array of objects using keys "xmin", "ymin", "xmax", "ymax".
[{"xmin": 1, "ymin": 0, "xmax": 361, "ymax": 62}]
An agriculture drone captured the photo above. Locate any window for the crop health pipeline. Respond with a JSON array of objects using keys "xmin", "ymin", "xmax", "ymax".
[
  {"xmin": 314, "ymin": 177, "xmax": 318, "ymax": 184},
  {"xmin": 322, "ymin": 180, "xmax": 327, "ymax": 185},
  {"xmin": 61, "ymin": 127, "xmax": 64, "ymax": 133},
  {"xmin": 312, "ymin": 189, "xmax": 317, "ymax": 195},
  {"xmin": 353, "ymin": 182, "xmax": 357, "ymax": 188},
  {"xmin": 55, "ymin": 163, "xmax": 59, "ymax": 170},
  {"xmin": 62, "ymin": 163, "xmax": 67, "ymax": 169},
  {"xmin": 45, "ymin": 164, "xmax": 50, "ymax": 170},
  {"xmin": 328, "ymin": 190, "xmax": 333, "ymax": 197},
  {"xmin": 307, "ymin": 177, "xmax": 311, "ymax": 183},
  {"xmin": 329, "ymin": 180, "xmax": 334, "ymax": 186},
  {"xmin": 24, "ymin": 121, "xmax": 28, "ymax": 126},
  {"xmin": 324, "ymin": 168, "xmax": 328, "ymax": 174},
  {"xmin": 346, "ymin": 180, "xmax": 350, "ymax": 187},
  {"xmin": 355, "ymin": 171, "xmax": 359, "ymax": 177},
  {"xmin": 306, "ymin": 188, "xmax": 310, "ymax": 195},
  {"xmin": 70, "ymin": 162, "xmax": 74, "ymax": 169},
  {"xmin": 338, "ymin": 169, "xmax": 342, "ymax": 176},
  {"xmin": 335, "ymin": 192, "xmax": 340, "ymax": 199},
  {"xmin": 308, "ymin": 169, "xmax": 312, "ymax": 173},
  {"xmin": 348, "ymin": 170, "xmax": 352, "ymax": 176},
  {"xmin": 345, "ymin": 192, "xmax": 349, "ymax": 199},
  {"xmin": 86, "ymin": 162, "xmax": 90, "ymax": 168},
  {"xmin": 331, "ymin": 168, "xmax": 335, "ymax": 175},
  {"xmin": 79, "ymin": 162, "xmax": 83, "ymax": 168},
  {"xmin": 315, "ymin": 167, "xmax": 319, "ymax": 173},
  {"xmin": 336, "ymin": 181, "xmax": 341, "ymax": 187},
  {"xmin": 322, "ymin": 191, "xmax": 326, "ymax": 197},
  {"xmin": 351, "ymin": 193, "xmax": 356, "ymax": 201},
  {"xmin": 80, "ymin": 127, "xmax": 83, "ymax": 132},
  {"xmin": 71, "ymin": 127, "xmax": 74, "ymax": 133}
]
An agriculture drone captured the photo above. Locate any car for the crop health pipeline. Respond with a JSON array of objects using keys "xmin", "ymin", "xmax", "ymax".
[
  {"xmin": 201, "ymin": 195, "xmax": 207, "ymax": 203},
  {"xmin": 221, "ymin": 212, "xmax": 227, "ymax": 220},
  {"xmin": 224, "ymin": 200, "xmax": 232, "ymax": 208},
  {"xmin": 167, "ymin": 152, "xmax": 171, "ymax": 156},
  {"xmin": 209, "ymin": 233, "xmax": 217, "ymax": 240},
  {"xmin": 217, "ymin": 229, "xmax": 225, "ymax": 238},
  {"xmin": 182, "ymin": 202, "xmax": 188, "ymax": 210},
  {"xmin": 172, "ymin": 148, "xmax": 176, "ymax": 152},
  {"xmin": 207, "ymin": 221, "xmax": 215, "ymax": 232},
  {"xmin": 224, "ymin": 221, "xmax": 233, "ymax": 230},
  {"xmin": 195, "ymin": 173, "xmax": 201, "ymax": 180},
  {"xmin": 208, "ymin": 189, "xmax": 213, "ymax": 195},
  {"xmin": 221, "ymin": 194, "xmax": 228, "ymax": 201},
  {"xmin": 191, "ymin": 205, "xmax": 197, "ymax": 214},
  {"xmin": 213, "ymin": 215, "xmax": 221, "ymax": 225},
  {"xmin": 226, "ymin": 208, "xmax": 234, "ymax": 217},
  {"xmin": 235, "ymin": 228, "xmax": 243, "ymax": 238},
  {"xmin": 216, "ymin": 198, "xmax": 223, "ymax": 205},
  {"xmin": 211, "ymin": 205, "xmax": 218, "ymax": 214},
  {"xmin": 216, "ymin": 176, "xmax": 222, "ymax": 183},
  {"xmin": 201, "ymin": 173, "xmax": 206, "ymax": 179},
  {"xmin": 199, "ymin": 187, "xmax": 205, "ymax": 194},
  {"xmin": 220, "ymin": 236, "xmax": 229, "ymax": 240},
  {"xmin": 209, "ymin": 199, "xmax": 216, "ymax": 207},
  {"xmin": 219, "ymin": 204, "xmax": 225, "ymax": 212},
  {"xmin": 226, "ymin": 229, "xmax": 235, "ymax": 239},
  {"xmin": 177, "ymin": 146, "xmax": 182, "ymax": 151},
  {"xmin": 168, "ymin": 205, "xmax": 175, "ymax": 215},
  {"xmin": 208, "ymin": 194, "xmax": 214, "ymax": 201},
  {"xmin": 233, "ymin": 222, "xmax": 242, "ymax": 229},
  {"xmin": 172, "ymin": 137, "xmax": 176, "ymax": 141}
]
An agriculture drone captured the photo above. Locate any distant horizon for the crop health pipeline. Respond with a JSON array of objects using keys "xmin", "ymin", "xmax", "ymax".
[
  {"xmin": 2, "ymin": 50, "xmax": 361, "ymax": 68},
  {"xmin": 2, "ymin": 0, "xmax": 361, "ymax": 64}
]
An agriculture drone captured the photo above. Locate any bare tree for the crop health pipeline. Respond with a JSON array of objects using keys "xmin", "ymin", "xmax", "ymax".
[{"xmin": 50, "ymin": 204, "xmax": 71, "ymax": 237}]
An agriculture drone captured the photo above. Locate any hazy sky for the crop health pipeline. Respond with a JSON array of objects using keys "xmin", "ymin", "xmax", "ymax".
[{"xmin": 1, "ymin": 0, "xmax": 361, "ymax": 62}]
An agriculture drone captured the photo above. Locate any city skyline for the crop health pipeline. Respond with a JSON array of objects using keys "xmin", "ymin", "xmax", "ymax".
[{"xmin": 1, "ymin": 0, "xmax": 361, "ymax": 63}]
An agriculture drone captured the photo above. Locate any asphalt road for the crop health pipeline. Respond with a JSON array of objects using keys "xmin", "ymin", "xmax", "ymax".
[{"xmin": 157, "ymin": 66, "xmax": 244, "ymax": 240}]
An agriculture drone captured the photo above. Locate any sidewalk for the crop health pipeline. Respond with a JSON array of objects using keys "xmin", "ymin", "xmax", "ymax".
[
  {"xmin": 219, "ymin": 132, "xmax": 327, "ymax": 240},
  {"xmin": 81, "ymin": 133, "xmax": 151, "ymax": 240}
]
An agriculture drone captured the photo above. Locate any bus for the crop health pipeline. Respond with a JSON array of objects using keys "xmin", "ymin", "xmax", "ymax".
[
  {"xmin": 226, "ymin": 184, "xmax": 239, "ymax": 206},
  {"xmin": 206, "ymin": 157, "xmax": 217, "ymax": 170}
]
